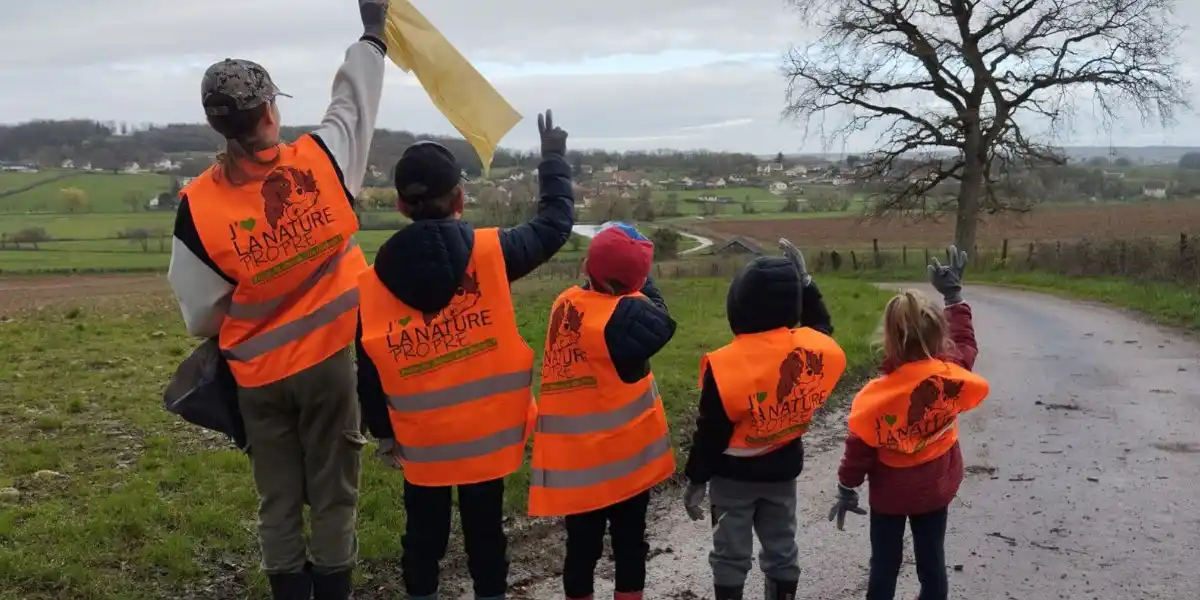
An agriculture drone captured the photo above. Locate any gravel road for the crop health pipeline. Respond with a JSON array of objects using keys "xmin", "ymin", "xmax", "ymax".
[{"xmin": 520, "ymin": 284, "xmax": 1200, "ymax": 600}]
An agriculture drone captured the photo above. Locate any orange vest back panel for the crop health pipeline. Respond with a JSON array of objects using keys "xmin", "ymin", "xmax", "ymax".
[
  {"xmin": 358, "ymin": 228, "xmax": 535, "ymax": 486},
  {"xmin": 530, "ymin": 286, "xmax": 674, "ymax": 517},
  {"xmin": 848, "ymin": 359, "xmax": 990, "ymax": 467},
  {"xmin": 702, "ymin": 327, "xmax": 847, "ymax": 457},
  {"xmin": 185, "ymin": 134, "xmax": 366, "ymax": 387}
]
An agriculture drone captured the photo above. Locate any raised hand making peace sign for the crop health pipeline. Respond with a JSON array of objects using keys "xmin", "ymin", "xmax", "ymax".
[{"xmin": 538, "ymin": 109, "xmax": 568, "ymax": 158}]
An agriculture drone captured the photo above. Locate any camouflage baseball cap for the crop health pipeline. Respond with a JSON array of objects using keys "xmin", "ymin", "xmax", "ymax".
[{"xmin": 201, "ymin": 58, "xmax": 292, "ymax": 117}]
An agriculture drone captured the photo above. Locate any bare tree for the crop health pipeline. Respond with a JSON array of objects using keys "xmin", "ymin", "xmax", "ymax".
[{"xmin": 783, "ymin": 0, "xmax": 1190, "ymax": 250}]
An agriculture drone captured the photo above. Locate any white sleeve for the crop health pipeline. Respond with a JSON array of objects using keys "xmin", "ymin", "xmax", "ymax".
[
  {"xmin": 168, "ymin": 237, "xmax": 233, "ymax": 338},
  {"xmin": 311, "ymin": 40, "xmax": 387, "ymax": 197}
]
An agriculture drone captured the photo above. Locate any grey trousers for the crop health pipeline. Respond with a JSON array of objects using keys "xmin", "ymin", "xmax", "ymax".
[
  {"xmin": 238, "ymin": 348, "xmax": 365, "ymax": 575},
  {"xmin": 708, "ymin": 477, "xmax": 800, "ymax": 588}
]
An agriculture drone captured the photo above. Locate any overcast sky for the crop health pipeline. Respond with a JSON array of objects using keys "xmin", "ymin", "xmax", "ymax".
[{"xmin": 1, "ymin": 0, "xmax": 1197, "ymax": 153}]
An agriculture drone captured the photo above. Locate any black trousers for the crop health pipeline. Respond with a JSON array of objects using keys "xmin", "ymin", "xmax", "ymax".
[
  {"xmin": 402, "ymin": 478, "xmax": 508, "ymax": 598},
  {"xmin": 866, "ymin": 508, "xmax": 949, "ymax": 600},
  {"xmin": 563, "ymin": 491, "xmax": 651, "ymax": 598}
]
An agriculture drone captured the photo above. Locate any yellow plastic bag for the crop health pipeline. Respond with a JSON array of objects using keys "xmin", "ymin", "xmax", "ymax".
[{"xmin": 384, "ymin": 0, "xmax": 521, "ymax": 175}]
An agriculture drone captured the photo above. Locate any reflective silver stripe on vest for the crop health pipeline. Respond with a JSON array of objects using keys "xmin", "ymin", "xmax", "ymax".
[
  {"xmin": 222, "ymin": 287, "xmax": 359, "ymax": 361},
  {"xmin": 388, "ymin": 370, "xmax": 533, "ymax": 413},
  {"xmin": 723, "ymin": 445, "xmax": 779, "ymax": 457},
  {"xmin": 396, "ymin": 423, "xmax": 526, "ymax": 463},
  {"xmin": 227, "ymin": 238, "xmax": 360, "ymax": 320},
  {"xmin": 531, "ymin": 434, "xmax": 671, "ymax": 490},
  {"xmin": 536, "ymin": 381, "xmax": 659, "ymax": 435}
]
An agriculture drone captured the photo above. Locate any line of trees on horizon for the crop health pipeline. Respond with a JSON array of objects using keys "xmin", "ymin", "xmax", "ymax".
[{"xmin": 0, "ymin": 119, "xmax": 765, "ymax": 182}]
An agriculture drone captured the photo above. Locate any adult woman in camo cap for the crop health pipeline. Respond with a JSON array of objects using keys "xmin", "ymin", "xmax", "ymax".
[{"xmin": 167, "ymin": 2, "xmax": 389, "ymax": 598}]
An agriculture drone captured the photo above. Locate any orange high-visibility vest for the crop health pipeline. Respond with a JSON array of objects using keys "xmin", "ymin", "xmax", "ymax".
[
  {"xmin": 358, "ymin": 228, "xmax": 536, "ymax": 487},
  {"xmin": 187, "ymin": 134, "xmax": 366, "ymax": 388},
  {"xmin": 701, "ymin": 327, "xmax": 847, "ymax": 457},
  {"xmin": 848, "ymin": 359, "xmax": 989, "ymax": 468},
  {"xmin": 529, "ymin": 286, "xmax": 675, "ymax": 517}
]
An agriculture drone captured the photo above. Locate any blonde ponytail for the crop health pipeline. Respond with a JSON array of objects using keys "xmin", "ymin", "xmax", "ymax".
[{"xmin": 878, "ymin": 290, "xmax": 949, "ymax": 366}]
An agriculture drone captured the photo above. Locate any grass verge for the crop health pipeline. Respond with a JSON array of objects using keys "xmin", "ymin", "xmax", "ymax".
[
  {"xmin": 0, "ymin": 276, "xmax": 891, "ymax": 599},
  {"xmin": 836, "ymin": 262, "xmax": 1200, "ymax": 332}
]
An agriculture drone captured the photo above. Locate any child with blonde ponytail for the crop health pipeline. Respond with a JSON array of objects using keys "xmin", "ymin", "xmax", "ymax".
[{"xmin": 828, "ymin": 245, "xmax": 990, "ymax": 600}]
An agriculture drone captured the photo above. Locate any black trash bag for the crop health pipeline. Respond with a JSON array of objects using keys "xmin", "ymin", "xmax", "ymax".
[{"xmin": 163, "ymin": 338, "xmax": 248, "ymax": 453}]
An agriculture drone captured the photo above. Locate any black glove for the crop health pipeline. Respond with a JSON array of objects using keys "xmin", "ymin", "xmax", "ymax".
[
  {"xmin": 359, "ymin": 0, "xmax": 389, "ymax": 40},
  {"xmin": 928, "ymin": 244, "xmax": 967, "ymax": 305},
  {"xmin": 827, "ymin": 484, "xmax": 866, "ymax": 530},
  {"xmin": 538, "ymin": 110, "xmax": 568, "ymax": 158}
]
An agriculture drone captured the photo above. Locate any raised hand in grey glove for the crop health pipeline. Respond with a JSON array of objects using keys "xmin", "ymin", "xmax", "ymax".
[
  {"xmin": 538, "ymin": 110, "xmax": 568, "ymax": 158},
  {"xmin": 928, "ymin": 244, "xmax": 968, "ymax": 305},
  {"xmin": 778, "ymin": 238, "xmax": 812, "ymax": 287},
  {"xmin": 683, "ymin": 482, "xmax": 707, "ymax": 521},
  {"xmin": 827, "ymin": 484, "xmax": 866, "ymax": 530},
  {"xmin": 359, "ymin": 0, "xmax": 389, "ymax": 40}
]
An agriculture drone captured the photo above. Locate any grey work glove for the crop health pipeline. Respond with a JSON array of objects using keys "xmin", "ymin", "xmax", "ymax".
[
  {"xmin": 778, "ymin": 238, "xmax": 812, "ymax": 287},
  {"xmin": 538, "ymin": 110, "xmax": 568, "ymax": 158},
  {"xmin": 359, "ymin": 0, "xmax": 389, "ymax": 40},
  {"xmin": 375, "ymin": 438, "xmax": 403, "ymax": 470},
  {"xmin": 928, "ymin": 244, "xmax": 968, "ymax": 305},
  {"xmin": 827, "ymin": 484, "xmax": 866, "ymax": 530},
  {"xmin": 683, "ymin": 482, "xmax": 707, "ymax": 521}
]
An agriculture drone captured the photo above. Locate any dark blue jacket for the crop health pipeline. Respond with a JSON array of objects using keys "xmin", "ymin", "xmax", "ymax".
[
  {"xmin": 588, "ymin": 276, "xmax": 677, "ymax": 385},
  {"xmin": 356, "ymin": 155, "xmax": 575, "ymax": 440}
]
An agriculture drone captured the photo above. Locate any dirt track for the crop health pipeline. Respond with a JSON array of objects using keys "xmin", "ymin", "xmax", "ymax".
[
  {"xmin": 521, "ymin": 284, "xmax": 1200, "ymax": 600},
  {"xmin": 0, "ymin": 273, "xmax": 167, "ymax": 312}
]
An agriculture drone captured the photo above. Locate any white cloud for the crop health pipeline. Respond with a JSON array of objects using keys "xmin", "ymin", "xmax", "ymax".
[
  {"xmin": 1, "ymin": 0, "xmax": 1197, "ymax": 152},
  {"xmin": 679, "ymin": 118, "xmax": 756, "ymax": 131}
]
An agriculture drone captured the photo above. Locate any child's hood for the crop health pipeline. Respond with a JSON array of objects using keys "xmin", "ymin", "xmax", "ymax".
[
  {"xmin": 726, "ymin": 256, "xmax": 802, "ymax": 335},
  {"xmin": 372, "ymin": 219, "xmax": 475, "ymax": 314}
]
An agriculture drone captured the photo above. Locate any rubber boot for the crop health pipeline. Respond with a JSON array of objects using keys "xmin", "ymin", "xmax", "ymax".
[
  {"xmin": 765, "ymin": 579, "xmax": 797, "ymax": 600},
  {"xmin": 714, "ymin": 585, "xmax": 743, "ymax": 600},
  {"xmin": 614, "ymin": 592, "xmax": 643, "ymax": 600},
  {"xmin": 312, "ymin": 568, "xmax": 353, "ymax": 600},
  {"xmin": 268, "ymin": 571, "xmax": 312, "ymax": 600}
]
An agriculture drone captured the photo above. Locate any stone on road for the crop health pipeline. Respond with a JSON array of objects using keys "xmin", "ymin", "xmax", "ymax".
[{"xmin": 519, "ymin": 284, "xmax": 1200, "ymax": 600}]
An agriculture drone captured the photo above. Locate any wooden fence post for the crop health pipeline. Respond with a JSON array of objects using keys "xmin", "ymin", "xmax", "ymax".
[
  {"xmin": 1026, "ymin": 242, "xmax": 1034, "ymax": 267},
  {"xmin": 923, "ymin": 248, "xmax": 930, "ymax": 266},
  {"xmin": 872, "ymin": 238, "xmax": 881, "ymax": 268},
  {"xmin": 1181, "ymin": 232, "xmax": 1188, "ymax": 257},
  {"xmin": 902, "ymin": 246, "xmax": 907, "ymax": 266},
  {"xmin": 850, "ymin": 250, "xmax": 859, "ymax": 270},
  {"xmin": 1000, "ymin": 239, "xmax": 1009, "ymax": 265}
]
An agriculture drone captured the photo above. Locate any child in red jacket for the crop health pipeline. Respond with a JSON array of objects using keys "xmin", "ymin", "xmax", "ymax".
[{"xmin": 828, "ymin": 245, "xmax": 990, "ymax": 600}]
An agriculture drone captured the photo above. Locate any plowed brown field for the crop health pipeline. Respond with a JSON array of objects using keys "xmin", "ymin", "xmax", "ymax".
[
  {"xmin": 702, "ymin": 202, "xmax": 1200, "ymax": 247},
  {"xmin": 0, "ymin": 273, "xmax": 167, "ymax": 312}
]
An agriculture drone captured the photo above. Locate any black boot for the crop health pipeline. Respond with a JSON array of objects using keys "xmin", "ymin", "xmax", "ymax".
[
  {"xmin": 714, "ymin": 585, "xmax": 743, "ymax": 600},
  {"xmin": 268, "ymin": 571, "xmax": 312, "ymax": 600},
  {"xmin": 765, "ymin": 579, "xmax": 797, "ymax": 600},
  {"xmin": 312, "ymin": 568, "xmax": 353, "ymax": 600}
]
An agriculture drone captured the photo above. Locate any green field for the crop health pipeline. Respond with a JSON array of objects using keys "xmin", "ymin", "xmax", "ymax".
[
  {"xmin": 0, "ymin": 171, "xmax": 70, "ymax": 194},
  {"xmin": 0, "ymin": 275, "xmax": 893, "ymax": 599},
  {"xmin": 0, "ymin": 227, "xmax": 592, "ymax": 273},
  {"xmin": 647, "ymin": 185, "xmax": 868, "ymax": 220},
  {"xmin": 0, "ymin": 172, "xmax": 173, "ymax": 214}
]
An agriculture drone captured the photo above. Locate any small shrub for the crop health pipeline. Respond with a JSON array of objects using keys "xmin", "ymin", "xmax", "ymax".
[{"xmin": 651, "ymin": 228, "xmax": 682, "ymax": 261}]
